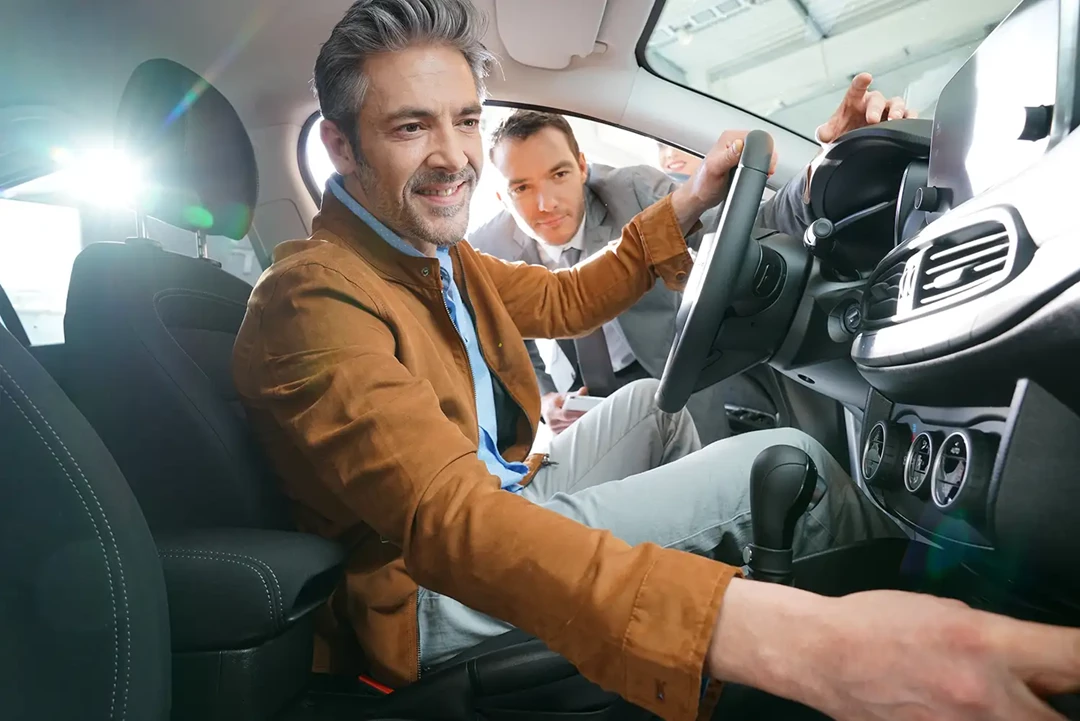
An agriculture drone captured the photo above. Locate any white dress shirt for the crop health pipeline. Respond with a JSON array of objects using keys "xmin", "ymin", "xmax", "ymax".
[{"xmin": 534, "ymin": 215, "xmax": 638, "ymax": 374}]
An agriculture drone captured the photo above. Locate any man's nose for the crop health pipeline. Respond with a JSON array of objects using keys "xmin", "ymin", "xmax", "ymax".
[
  {"xmin": 428, "ymin": 126, "xmax": 469, "ymax": 172},
  {"xmin": 536, "ymin": 189, "xmax": 555, "ymax": 212}
]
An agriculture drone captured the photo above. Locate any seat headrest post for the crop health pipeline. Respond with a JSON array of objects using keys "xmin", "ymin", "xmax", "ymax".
[
  {"xmin": 135, "ymin": 210, "xmax": 149, "ymax": 240},
  {"xmin": 196, "ymin": 229, "xmax": 209, "ymax": 260}
]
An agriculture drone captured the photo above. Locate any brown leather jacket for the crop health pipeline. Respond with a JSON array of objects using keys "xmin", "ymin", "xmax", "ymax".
[{"xmin": 232, "ymin": 190, "xmax": 739, "ymax": 721}]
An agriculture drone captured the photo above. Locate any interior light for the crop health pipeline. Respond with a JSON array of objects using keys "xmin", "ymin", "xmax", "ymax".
[{"xmin": 676, "ymin": 28, "xmax": 693, "ymax": 46}]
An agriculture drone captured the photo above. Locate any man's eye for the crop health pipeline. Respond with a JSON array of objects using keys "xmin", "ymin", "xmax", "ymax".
[
  {"xmin": 461, "ymin": 118, "xmax": 480, "ymax": 129},
  {"xmin": 399, "ymin": 123, "xmax": 422, "ymax": 134},
  {"xmin": 512, "ymin": 185, "xmax": 528, "ymax": 195},
  {"xmin": 554, "ymin": 171, "xmax": 569, "ymax": 179}
]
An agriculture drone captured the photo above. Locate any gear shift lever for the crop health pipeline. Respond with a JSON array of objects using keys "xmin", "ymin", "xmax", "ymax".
[{"xmin": 744, "ymin": 445, "xmax": 818, "ymax": 585}]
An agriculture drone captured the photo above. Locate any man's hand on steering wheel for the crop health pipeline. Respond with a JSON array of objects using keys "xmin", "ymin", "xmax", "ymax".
[{"xmin": 670, "ymin": 130, "xmax": 778, "ymax": 233}]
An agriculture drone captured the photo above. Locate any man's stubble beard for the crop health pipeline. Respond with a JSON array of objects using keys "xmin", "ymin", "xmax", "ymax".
[{"xmin": 354, "ymin": 159, "xmax": 476, "ymax": 249}]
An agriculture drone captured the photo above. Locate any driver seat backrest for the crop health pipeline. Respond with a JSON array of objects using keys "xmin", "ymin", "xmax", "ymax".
[
  {"xmin": 63, "ymin": 241, "xmax": 288, "ymax": 530},
  {"xmin": 61, "ymin": 57, "xmax": 288, "ymax": 531},
  {"xmin": 0, "ymin": 321, "xmax": 171, "ymax": 721}
]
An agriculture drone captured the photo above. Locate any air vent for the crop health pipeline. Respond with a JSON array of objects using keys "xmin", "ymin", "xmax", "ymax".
[
  {"xmin": 859, "ymin": 210, "xmax": 1029, "ymax": 330},
  {"xmin": 915, "ymin": 223, "xmax": 1012, "ymax": 309}
]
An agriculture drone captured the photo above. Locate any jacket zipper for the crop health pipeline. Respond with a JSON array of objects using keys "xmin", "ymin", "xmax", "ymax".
[{"xmin": 416, "ymin": 264, "xmax": 476, "ymax": 684}]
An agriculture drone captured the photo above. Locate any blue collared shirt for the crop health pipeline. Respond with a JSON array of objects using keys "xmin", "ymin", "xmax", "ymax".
[{"xmin": 327, "ymin": 176, "xmax": 528, "ymax": 492}]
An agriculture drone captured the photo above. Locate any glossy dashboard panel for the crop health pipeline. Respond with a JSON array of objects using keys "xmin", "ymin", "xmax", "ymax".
[{"xmin": 929, "ymin": 0, "xmax": 1060, "ymax": 210}]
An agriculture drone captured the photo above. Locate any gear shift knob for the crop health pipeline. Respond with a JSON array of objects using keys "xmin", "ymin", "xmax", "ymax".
[{"xmin": 745, "ymin": 445, "xmax": 818, "ymax": 584}]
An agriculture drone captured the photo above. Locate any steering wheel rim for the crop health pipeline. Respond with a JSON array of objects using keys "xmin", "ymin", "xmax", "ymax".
[{"xmin": 656, "ymin": 129, "xmax": 775, "ymax": 413}]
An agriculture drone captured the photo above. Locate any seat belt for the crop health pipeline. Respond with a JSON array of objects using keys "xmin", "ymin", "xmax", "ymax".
[{"xmin": 0, "ymin": 282, "xmax": 31, "ymax": 348}]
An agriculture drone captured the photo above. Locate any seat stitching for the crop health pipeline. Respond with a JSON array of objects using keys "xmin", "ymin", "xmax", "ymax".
[
  {"xmin": 154, "ymin": 287, "xmax": 248, "ymax": 311},
  {"xmin": 158, "ymin": 551, "xmax": 275, "ymax": 627},
  {"xmin": 0, "ymin": 365, "xmax": 133, "ymax": 721},
  {"xmin": 159, "ymin": 548, "xmax": 282, "ymax": 621},
  {"xmin": 0, "ymin": 379, "xmax": 122, "ymax": 720}
]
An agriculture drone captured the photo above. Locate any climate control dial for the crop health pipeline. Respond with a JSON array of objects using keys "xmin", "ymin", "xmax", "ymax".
[
  {"xmin": 862, "ymin": 421, "xmax": 911, "ymax": 489},
  {"xmin": 930, "ymin": 430, "xmax": 998, "ymax": 517},
  {"xmin": 904, "ymin": 431, "xmax": 942, "ymax": 498}
]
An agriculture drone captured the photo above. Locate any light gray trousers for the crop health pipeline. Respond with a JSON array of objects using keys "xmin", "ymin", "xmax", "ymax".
[{"xmin": 418, "ymin": 378, "xmax": 899, "ymax": 669}]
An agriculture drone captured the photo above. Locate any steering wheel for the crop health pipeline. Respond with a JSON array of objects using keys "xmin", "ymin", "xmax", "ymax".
[{"xmin": 656, "ymin": 129, "xmax": 775, "ymax": 413}]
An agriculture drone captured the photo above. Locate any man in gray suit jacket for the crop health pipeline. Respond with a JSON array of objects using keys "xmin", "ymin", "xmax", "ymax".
[{"xmin": 467, "ymin": 112, "xmax": 812, "ymax": 443}]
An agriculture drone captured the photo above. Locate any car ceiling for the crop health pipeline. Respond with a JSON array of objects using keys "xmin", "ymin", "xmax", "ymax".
[{"xmin": 0, "ymin": 0, "xmax": 820, "ymax": 184}]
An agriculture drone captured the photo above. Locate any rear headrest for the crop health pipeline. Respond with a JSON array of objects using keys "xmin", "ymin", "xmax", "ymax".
[{"xmin": 115, "ymin": 58, "xmax": 258, "ymax": 240}]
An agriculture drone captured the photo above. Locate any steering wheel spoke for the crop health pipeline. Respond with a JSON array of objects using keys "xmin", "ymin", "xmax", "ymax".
[{"xmin": 657, "ymin": 130, "xmax": 779, "ymax": 413}]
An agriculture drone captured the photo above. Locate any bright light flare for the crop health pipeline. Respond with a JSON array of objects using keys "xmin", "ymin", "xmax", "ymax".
[
  {"xmin": 4, "ymin": 146, "xmax": 144, "ymax": 209},
  {"xmin": 57, "ymin": 147, "xmax": 145, "ymax": 208}
]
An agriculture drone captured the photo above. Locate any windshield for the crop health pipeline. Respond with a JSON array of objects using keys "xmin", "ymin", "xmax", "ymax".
[{"xmin": 643, "ymin": 0, "xmax": 1020, "ymax": 139}]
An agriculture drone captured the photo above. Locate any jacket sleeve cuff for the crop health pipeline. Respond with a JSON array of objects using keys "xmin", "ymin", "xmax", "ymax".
[
  {"xmin": 619, "ymin": 550, "xmax": 740, "ymax": 721},
  {"xmin": 632, "ymin": 194, "xmax": 695, "ymax": 292}
]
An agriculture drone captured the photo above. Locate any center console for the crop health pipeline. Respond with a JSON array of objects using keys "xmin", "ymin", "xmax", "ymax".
[{"xmin": 847, "ymin": 0, "xmax": 1080, "ymax": 622}]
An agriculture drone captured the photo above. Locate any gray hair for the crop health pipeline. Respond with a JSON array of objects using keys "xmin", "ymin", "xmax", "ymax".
[{"xmin": 314, "ymin": 0, "xmax": 498, "ymax": 152}]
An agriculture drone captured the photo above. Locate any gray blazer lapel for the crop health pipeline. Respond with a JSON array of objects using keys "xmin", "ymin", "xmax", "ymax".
[
  {"xmin": 582, "ymin": 186, "xmax": 619, "ymax": 256},
  {"xmin": 511, "ymin": 224, "xmax": 544, "ymax": 265}
]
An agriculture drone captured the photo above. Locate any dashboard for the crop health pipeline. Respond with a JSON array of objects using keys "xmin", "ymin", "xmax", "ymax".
[{"xmin": 843, "ymin": 0, "xmax": 1080, "ymax": 599}]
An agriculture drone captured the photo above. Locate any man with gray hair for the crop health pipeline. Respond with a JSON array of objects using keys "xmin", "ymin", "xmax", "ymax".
[{"xmin": 233, "ymin": 1, "xmax": 1080, "ymax": 720}]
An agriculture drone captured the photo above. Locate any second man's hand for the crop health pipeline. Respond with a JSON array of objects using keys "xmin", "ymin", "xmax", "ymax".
[{"xmin": 540, "ymin": 387, "xmax": 589, "ymax": 435}]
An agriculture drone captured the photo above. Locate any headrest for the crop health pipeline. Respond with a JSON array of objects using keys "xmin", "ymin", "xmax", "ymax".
[{"xmin": 115, "ymin": 58, "xmax": 258, "ymax": 240}]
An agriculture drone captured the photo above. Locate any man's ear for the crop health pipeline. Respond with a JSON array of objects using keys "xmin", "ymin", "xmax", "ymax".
[
  {"xmin": 320, "ymin": 119, "xmax": 359, "ymax": 176},
  {"xmin": 577, "ymin": 152, "xmax": 588, "ymax": 179}
]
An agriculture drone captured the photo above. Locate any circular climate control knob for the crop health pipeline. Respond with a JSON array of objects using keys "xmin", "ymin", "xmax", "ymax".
[
  {"xmin": 930, "ymin": 430, "xmax": 997, "ymax": 517},
  {"xmin": 862, "ymin": 421, "xmax": 911, "ymax": 489},
  {"xmin": 904, "ymin": 431, "xmax": 942, "ymax": 498}
]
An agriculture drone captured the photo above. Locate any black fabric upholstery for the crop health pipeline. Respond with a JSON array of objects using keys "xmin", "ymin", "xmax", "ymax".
[
  {"xmin": 63, "ymin": 240, "xmax": 289, "ymax": 530},
  {"xmin": 115, "ymin": 58, "xmax": 258, "ymax": 240},
  {"xmin": 156, "ymin": 528, "xmax": 344, "ymax": 652},
  {"xmin": 0, "ymin": 322, "xmax": 171, "ymax": 721}
]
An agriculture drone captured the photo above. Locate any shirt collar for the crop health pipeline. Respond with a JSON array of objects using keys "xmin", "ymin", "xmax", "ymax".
[
  {"xmin": 326, "ymin": 174, "xmax": 426, "ymax": 259},
  {"xmin": 536, "ymin": 210, "xmax": 587, "ymax": 265}
]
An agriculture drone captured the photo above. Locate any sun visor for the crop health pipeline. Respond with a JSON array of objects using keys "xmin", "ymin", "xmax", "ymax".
[{"xmin": 494, "ymin": 0, "xmax": 608, "ymax": 69}]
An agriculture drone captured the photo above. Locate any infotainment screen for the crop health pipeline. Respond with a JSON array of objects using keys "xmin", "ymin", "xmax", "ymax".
[{"xmin": 928, "ymin": 0, "xmax": 1060, "ymax": 209}]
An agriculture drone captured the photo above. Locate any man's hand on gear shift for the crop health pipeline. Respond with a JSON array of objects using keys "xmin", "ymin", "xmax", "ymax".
[{"xmin": 707, "ymin": 578, "xmax": 1080, "ymax": 721}]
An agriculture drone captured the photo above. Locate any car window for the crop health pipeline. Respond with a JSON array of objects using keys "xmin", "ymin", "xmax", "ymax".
[
  {"xmin": 0, "ymin": 196, "xmax": 262, "ymax": 346},
  {"xmin": 299, "ymin": 107, "xmax": 698, "ymax": 234},
  {"xmin": 642, "ymin": 0, "xmax": 1018, "ymax": 139},
  {"xmin": 0, "ymin": 198, "xmax": 81, "ymax": 346}
]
